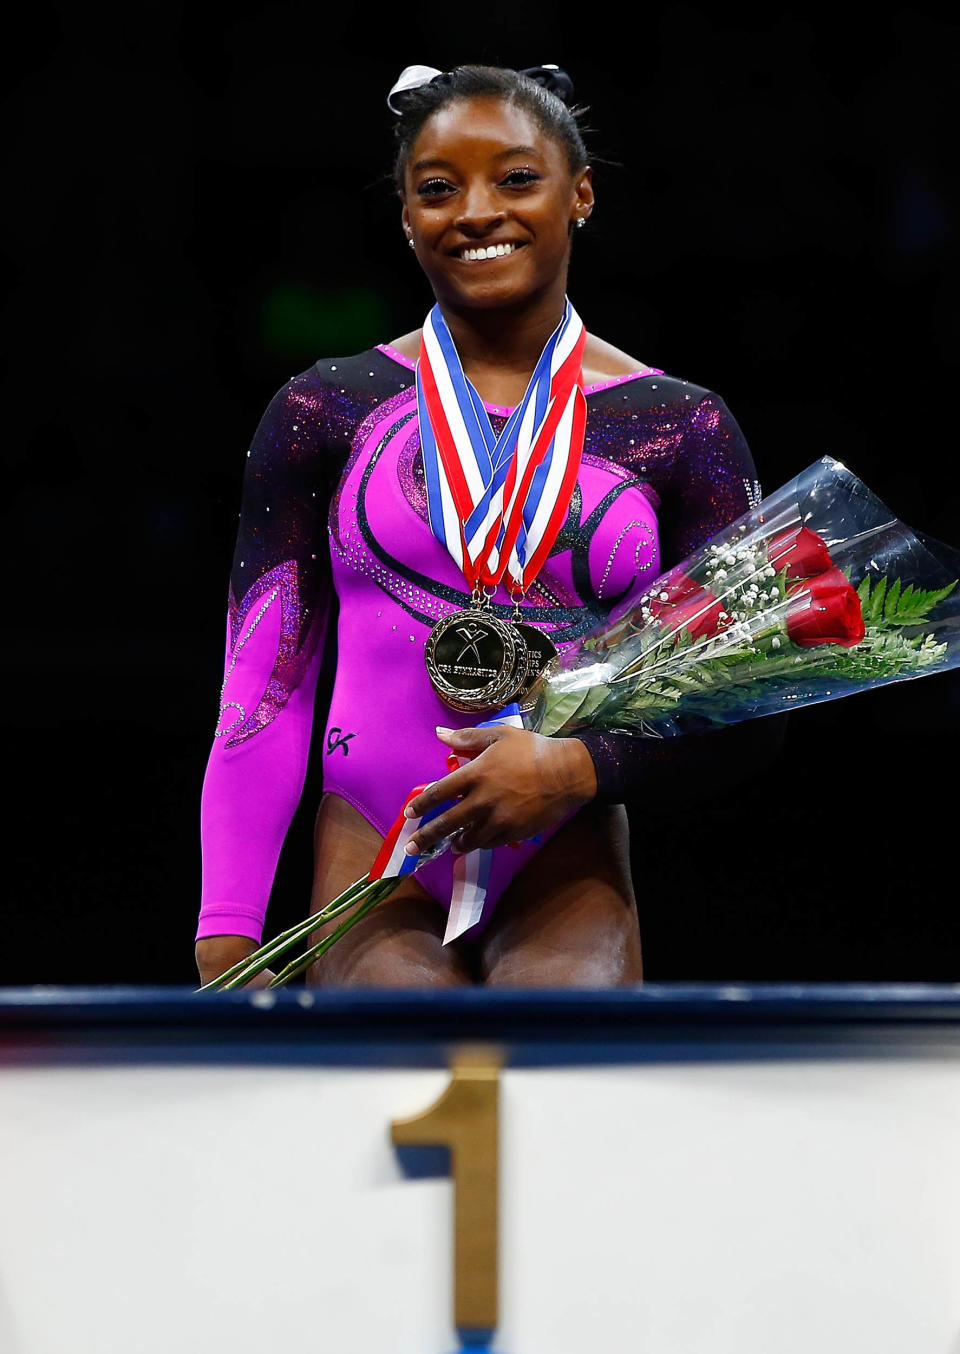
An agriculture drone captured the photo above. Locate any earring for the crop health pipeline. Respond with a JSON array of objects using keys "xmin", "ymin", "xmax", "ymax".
[
  {"xmin": 575, "ymin": 216, "xmax": 585, "ymax": 229},
  {"xmin": 407, "ymin": 237, "xmax": 415, "ymax": 249}
]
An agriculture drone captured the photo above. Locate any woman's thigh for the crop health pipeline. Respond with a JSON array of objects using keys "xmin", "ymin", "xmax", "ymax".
[
  {"xmin": 476, "ymin": 800, "xmax": 643, "ymax": 987},
  {"xmin": 305, "ymin": 792, "xmax": 476, "ymax": 988}
]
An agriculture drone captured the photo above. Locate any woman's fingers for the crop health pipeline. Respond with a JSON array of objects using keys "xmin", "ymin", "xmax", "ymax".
[
  {"xmin": 407, "ymin": 797, "xmax": 486, "ymax": 854},
  {"xmin": 404, "ymin": 727, "xmax": 595, "ymax": 857},
  {"xmin": 408, "ymin": 725, "xmax": 510, "ymax": 814},
  {"xmin": 406, "ymin": 764, "xmax": 473, "ymax": 821},
  {"xmin": 451, "ymin": 821, "xmax": 512, "ymax": 854},
  {"xmin": 246, "ymin": 967, "xmax": 278, "ymax": 988},
  {"xmin": 435, "ymin": 725, "xmax": 507, "ymax": 756},
  {"xmin": 404, "ymin": 727, "xmax": 519, "ymax": 852}
]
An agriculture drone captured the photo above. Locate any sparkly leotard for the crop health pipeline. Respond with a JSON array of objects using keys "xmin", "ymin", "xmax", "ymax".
[{"xmin": 196, "ymin": 343, "xmax": 762, "ymax": 944}]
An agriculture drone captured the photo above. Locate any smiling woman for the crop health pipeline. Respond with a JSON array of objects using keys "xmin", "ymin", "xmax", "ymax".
[{"xmin": 194, "ymin": 64, "xmax": 775, "ymax": 990}]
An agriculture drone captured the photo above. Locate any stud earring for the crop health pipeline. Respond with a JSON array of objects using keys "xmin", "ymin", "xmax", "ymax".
[
  {"xmin": 407, "ymin": 237, "xmax": 415, "ymax": 249},
  {"xmin": 575, "ymin": 216, "xmax": 586, "ymax": 229}
]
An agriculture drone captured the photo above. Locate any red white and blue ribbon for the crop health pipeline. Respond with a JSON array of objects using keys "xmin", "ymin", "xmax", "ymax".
[
  {"xmin": 367, "ymin": 782, "xmax": 448, "ymax": 882},
  {"xmin": 416, "ymin": 299, "xmax": 587, "ymax": 593},
  {"xmin": 368, "ymin": 705, "xmax": 527, "ymax": 944}
]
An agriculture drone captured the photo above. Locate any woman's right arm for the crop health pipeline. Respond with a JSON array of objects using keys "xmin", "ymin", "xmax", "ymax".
[{"xmin": 195, "ymin": 370, "xmax": 335, "ymax": 984}]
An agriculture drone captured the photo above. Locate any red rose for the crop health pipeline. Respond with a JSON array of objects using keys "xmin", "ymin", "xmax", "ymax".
[
  {"xmin": 646, "ymin": 571, "xmax": 703, "ymax": 613},
  {"xmin": 768, "ymin": 525, "xmax": 834, "ymax": 579},
  {"xmin": 785, "ymin": 567, "xmax": 866, "ymax": 648},
  {"xmin": 649, "ymin": 573, "xmax": 728, "ymax": 638}
]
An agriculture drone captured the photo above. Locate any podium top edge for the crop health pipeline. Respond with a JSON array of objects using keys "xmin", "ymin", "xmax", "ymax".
[{"xmin": 2, "ymin": 984, "xmax": 960, "ymax": 1033}]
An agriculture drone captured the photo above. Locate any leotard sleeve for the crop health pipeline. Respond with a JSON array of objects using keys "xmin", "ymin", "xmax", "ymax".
[
  {"xmin": 196, "ymin": 369, "xmax": 339, "ymax": 944},
  {"xmin": 571, "ymin": 388, "xmax": 787, "ymax": 802}
]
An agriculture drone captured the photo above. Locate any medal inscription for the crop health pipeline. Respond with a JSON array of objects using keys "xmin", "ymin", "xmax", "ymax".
[{"xmin": 512, "ymin": 622, "xmax": 559, "ymax": 713}]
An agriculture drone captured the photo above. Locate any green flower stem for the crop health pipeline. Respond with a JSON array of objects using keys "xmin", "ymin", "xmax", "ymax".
[
  {"xmin": 611, "ymin": 625, "xmax": 748, "ymax": 686},
  {"xmin": 266, "ymin": 879, "xmax": 399, "ymax": 987},
  {"xmin": 216, "ymin": 883, "xmax": 378, "ymax": 992},
  {"xmin": 549, "ymin": 632, "xmax": 830, "ymax": 738},
  {"xmin": 200, "ymin": 875, "xmax": 374, "ymax": 991}
]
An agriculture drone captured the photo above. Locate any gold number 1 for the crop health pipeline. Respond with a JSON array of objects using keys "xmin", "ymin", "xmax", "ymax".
[{"xmin": 391, "ymin": 1049, "xmax": 501, "ymax": 1333}]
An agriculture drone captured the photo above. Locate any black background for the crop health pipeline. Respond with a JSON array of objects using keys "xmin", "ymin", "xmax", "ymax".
[{"xmin": 4, "ymin": 2, "xmax": 957, "ymax": 985}]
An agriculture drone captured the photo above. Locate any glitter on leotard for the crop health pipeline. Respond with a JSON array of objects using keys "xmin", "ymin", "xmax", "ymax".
[
  {"xmin": 218, "ymin": 559, "xmax": 325, "ymax": 749},
  {"xmin": 197, "ymin": 346, "xmax": 765, "ymax": 944}
]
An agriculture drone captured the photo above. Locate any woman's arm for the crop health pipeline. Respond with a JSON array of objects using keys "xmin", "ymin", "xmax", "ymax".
[
  {"xmin": 570, "ymin": 389, "xmax": 785, "ymax": 805},
  {"xmin": 196, "ymin": 370, "xmax": 335, "ymax": 958},
  {"xmin": 405, "ymin": 388, "xmax": 787, "ymax": 852}
]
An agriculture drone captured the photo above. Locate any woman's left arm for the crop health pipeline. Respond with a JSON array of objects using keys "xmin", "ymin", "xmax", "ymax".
[
  {"xmin": 570, "ymin": 389, "xmax": 782, "ymax": 806},
  {"xmin": 407, "ymin": 389, "xmax": 787, "ymax": 852}
]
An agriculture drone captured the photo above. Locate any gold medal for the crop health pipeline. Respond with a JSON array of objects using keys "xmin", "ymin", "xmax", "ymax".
[{"xmin": 425, "ymin": 608, "xmax": 523, "ymax": 713}]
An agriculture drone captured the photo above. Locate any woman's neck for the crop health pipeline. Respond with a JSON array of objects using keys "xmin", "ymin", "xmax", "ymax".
[
  {"xmin": 441, "ymin": 301, "xmax": 565, "ymax": 371},
  {"xmin": 437, "ymin": 291, "xmax": 569, "ymax": 406}
]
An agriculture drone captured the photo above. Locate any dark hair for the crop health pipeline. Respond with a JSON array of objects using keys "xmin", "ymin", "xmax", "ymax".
[{"xmin": 391, "ymin": 64, "xmax": 591, "ymax": 192}]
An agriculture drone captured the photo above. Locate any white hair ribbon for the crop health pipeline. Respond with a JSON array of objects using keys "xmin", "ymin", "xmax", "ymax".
[{"xmin": 386, "ymin": 65, "xmax": 444, "ymax": 113}]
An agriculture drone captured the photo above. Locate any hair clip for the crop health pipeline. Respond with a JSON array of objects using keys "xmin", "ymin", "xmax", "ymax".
[
  {"xmin": 387, "ymin": 65, "xmax": 444, "ymax": 114},
  {"xmin": 519, "ymin": 64, "xmax": 575, "ymax": 103}
]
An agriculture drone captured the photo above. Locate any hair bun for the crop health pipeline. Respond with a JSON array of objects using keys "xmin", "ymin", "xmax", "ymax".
[{"xmin": 519, "ymin": 64, "xmax": 575, "ymax": 104}]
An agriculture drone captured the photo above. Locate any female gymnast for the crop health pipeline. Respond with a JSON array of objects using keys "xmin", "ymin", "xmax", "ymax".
[{"xmin": 195, "ymin": 64, "xmax": 774, "ymax": 989}]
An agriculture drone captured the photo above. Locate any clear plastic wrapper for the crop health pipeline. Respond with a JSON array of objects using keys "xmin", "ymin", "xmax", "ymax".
[{"xmin": 532, "ymin": 457, "xmax": 959, "ymax": 739}]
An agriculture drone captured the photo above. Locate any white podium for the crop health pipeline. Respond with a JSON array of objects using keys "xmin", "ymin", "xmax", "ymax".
[{"xmin": 1, "ymin": 985, "xmax": 958, "ymax": 1353}]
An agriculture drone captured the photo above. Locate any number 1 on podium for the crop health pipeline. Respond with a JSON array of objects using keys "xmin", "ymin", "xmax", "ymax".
[{"xmin": 391, "ymin": 1049, "xmax": 501, "ymax": 1337}]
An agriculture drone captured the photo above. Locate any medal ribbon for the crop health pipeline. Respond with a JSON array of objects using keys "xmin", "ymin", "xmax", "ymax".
[
  {"xmin": 368, "ymin": 705, "xmax": 527, "ymax": 944},
  {"xmin": 416, "ymin": 300, "xmax": 586, "ymax": 594}
]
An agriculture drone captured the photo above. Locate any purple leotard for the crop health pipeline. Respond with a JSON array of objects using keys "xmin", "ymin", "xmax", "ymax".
[{"xmin": 197, "ymin": 344, "xmax": 762, "ymax": 944}]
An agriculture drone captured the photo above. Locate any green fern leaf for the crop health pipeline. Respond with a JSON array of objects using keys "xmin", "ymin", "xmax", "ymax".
[
  {"xmin": 867, "ymin": 576, "xmax": 887, "ymax": 623},
  {"xmin": 884, "ymin": 577, "xmax": 901, "ymax": 619},
  {"xmin": 877, "ymin": 579, "xmax": 956, "ymax": 626}
]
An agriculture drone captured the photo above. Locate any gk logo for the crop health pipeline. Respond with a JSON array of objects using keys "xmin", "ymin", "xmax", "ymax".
[{"xmin": 326, "ymin": 727, "xmax": 356, "ymax": 756}]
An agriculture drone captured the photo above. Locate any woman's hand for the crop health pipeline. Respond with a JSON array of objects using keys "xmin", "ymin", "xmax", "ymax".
[
  {"xmin": 195, "ymin": 936, "xmax": 276, "ymax": 989},
  {"xmin": 405, "ymin": 726, "xmax": 598, "ymax": 855}
]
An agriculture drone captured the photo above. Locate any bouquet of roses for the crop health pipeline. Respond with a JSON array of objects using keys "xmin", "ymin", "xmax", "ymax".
[
  {"xmin": 536, "ymin": 455, "xmax": 958, "ymax": 738},
  {"xmin": 200, "ymin": 457, "xmax": 958, "ymax": 991}
]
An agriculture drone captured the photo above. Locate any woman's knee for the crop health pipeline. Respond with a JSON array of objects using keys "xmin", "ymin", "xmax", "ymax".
[
  {"xmin": 477, "ymin": 800, "xmax": 642, "ymax": 987},
  {"xmin": 483, "ymin": 927, "xmax": 643, "ymax": 987},
  {"xmin": 307, "ymin": 942, "xmax": 472, "ymax": 987},
  {"xmin": 304, "ymin": 889, "xmax": 476, "ymax": 988}
]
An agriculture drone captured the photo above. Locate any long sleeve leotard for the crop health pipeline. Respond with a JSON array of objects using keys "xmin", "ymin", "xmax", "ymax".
[{"xmin": 197, "ymin": 344, "xmax": 772, "ymax": 944}]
